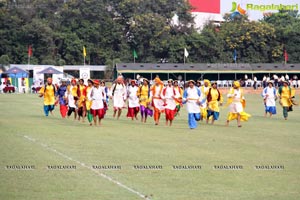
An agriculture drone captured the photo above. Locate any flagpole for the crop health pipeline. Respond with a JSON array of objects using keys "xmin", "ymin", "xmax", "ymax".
[
  {"xmin": 133, "ymin": 49, "xmax": 137, "ymax": 63},
  {"xmin": 183, "ymin": 48, "xmax": 185, "ymax": 64},
  {"xmin": 83, "ymin": 46, "xmax": 86, "ymax": 66},
  {"xmin": 28, "ymin": 45, "xmax": 31, "ymax": 69}
]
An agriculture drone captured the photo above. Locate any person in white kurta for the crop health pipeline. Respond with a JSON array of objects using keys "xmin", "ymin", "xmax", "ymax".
[
  {"xmin": 88, "ymin": 80, "xmax": 106, "ymax": 126},
  {"xmin": 182, "ymin": 80, "xmax": 203, "ymax": 129},
  {"xmin": 161, "ymin": 79, "xmax": 179, "ymax": 126},
  {"xmin": 111, "ymin": 76, "xmax": 127, "ymax": 119},
  {"xmin": 126, "ymin": 80, "xmax": 140, "ymax": 120},
  {"xmin": 262, "ymin": 81, "xmax": 277, "ymax": 117}
]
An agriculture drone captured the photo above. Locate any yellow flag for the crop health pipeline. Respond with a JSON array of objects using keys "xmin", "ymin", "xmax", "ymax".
[{"xmin": 83, "ymin": 46, "xmax": 87, "ymax": 57}]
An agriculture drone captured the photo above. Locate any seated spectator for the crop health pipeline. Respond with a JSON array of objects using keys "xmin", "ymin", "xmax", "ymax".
[{"xmin": 0, "ymin": 82, "xmax": 3, "ymax": 93}]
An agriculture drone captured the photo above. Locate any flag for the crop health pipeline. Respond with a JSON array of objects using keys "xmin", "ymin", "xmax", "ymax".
[
  {"xmin": 28, "ymin": 45, "xmax": 32, "ymax": 57},
  {"xmin": 133, "ymin": 49, "xmax": 138, "ymax": 59},
  {"xmin": 233, "ymin": 49, "xmax": 237, "ymax": 62},
  {"xmin": 83, "ymin": 46, "xmax": 87, "ymax": 57},
  {"xmin": 184, "ymin": 48, "xmax": 189, "ymax": 57},
  {"xmin": 284, "ymin": 48, "xmax": 288, "ymax": 63}
]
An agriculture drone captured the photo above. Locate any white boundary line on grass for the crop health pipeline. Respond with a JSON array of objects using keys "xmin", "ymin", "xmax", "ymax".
[{"xmin": 22, "ymin": 135, "xmax": 151, "ymax": 200}]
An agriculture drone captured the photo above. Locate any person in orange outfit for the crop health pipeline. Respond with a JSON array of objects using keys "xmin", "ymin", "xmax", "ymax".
[
  {"xmin": 151, "ymin": 76, "xmax": 165, "ymax": 125},
  {"xmin": 39, "ymin": 77, "xmax": 56, "ymax": 116}
]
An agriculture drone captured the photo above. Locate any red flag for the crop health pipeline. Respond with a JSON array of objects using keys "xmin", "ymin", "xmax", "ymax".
[
  {"xmin": 284, "ymin": 48, "xmax": 288, "ymax": 63},
  {"xmin": 28, "ymin": 45, "xmax": 32, "ymax": 57}
]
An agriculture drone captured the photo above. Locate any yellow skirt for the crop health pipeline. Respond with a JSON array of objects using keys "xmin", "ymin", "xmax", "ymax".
[
  {"xmin": 86, "ymin": 100, "xmax": 92, "ymax": 110},
  {"xmin": 227, "ymin": 111, "xmax": 251, "ymax": 121},
  {"xmin": 200, "ymin": 107, "xmax": 208, "ymax": 119}
]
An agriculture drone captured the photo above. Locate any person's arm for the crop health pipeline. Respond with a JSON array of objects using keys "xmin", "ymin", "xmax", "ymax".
[
  {"xmin": 102, "ymin": 88, "xmax": 107, "ymax": 101},
  {"xmin": 87, "ymin": 88, "xmax": 93, "ymax": 101},
  {"xmin": 219, "ymin": 91, "xmax": 224, "ymax": 105},
  {"xmin": 182, "ymin": 89, "xmax": 188, "ymax": 104},
  {"xmin": 38, "ymin": 86, "xmax": 45, "ymax": 97},
  {"xmin": 122, "ymin": 84, "xmax": 127, "ymax": 101},
  {"xmin": 261, "ymin": 88, "xmax": 267, "ymax": 98},
  {"xmin": 227, "ymin": 88, "xmax": 234, "ymax": 98}
]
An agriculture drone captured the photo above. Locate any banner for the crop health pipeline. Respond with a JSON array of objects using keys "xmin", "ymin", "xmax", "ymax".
[
  {"xmin": 80, "ymin": 68, "xmax": 90, "ymax": 84},
  {"xmin": 221, "ymin": 0, "xmax": 299, "ymax": 20}
]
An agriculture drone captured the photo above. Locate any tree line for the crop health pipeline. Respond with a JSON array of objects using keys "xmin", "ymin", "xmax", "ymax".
[{"xmin": 0, "ymin": 0, "xmax": 299, "ymax": 68}]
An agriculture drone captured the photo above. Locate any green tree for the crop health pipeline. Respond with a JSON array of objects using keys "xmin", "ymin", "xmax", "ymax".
[
  {"xmin": 263, "ymin": 10, "xmax": 300, "ymax": 63},
  {"xmin": 216, "ymin": 15, "xmax": 280, "ymax": 63}
]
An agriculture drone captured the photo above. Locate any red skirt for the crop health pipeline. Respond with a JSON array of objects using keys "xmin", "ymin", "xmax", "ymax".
[
  {"xmin": 91, "ymin": 108, "xmax": 105, "ymax": 119},
  {"xmin": 165, "ymin": 109, "xmax": 175, "ymax": 121},
  {"xmin": 60, "ymin": 105, "xmax": 68, "ymax": 118},
  {"xmin": 127, "ymin": 107, "xmax": 139, "ymax": 118}
]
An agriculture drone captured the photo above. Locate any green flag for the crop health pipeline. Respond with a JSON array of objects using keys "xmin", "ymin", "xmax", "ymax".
[{"xmin": 133, "ymin": 49, "xmax": 138, "ymax": 59}]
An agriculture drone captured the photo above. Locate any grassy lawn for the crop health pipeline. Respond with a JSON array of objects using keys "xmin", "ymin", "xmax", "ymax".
[{"xmin": 0, "ymin": 93, "xmax": 299, "ymax": 200}]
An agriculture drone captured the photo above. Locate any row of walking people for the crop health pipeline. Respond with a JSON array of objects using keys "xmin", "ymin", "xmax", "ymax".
[{"xmin": 38, "ymin": 76, "xmax": 296, "ymax": 128}]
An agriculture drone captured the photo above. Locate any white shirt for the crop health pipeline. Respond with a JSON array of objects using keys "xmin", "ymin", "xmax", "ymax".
[
  {"xmin": 151, "ymin": 85, "xmax": 165, "ymax": 111},
  {"xmin": 66, "ymin": 85, "xmax": 76, "ymax": 108},
  {"xmin": 161, "ymin": 86, "xmax": 178, "ymax": 110},
  {"xmin": 89, "ymin": 86, "xmax": 105, "ymax": 109},
  {"xmin": 127, "ymin": 85, "xmax": 140, "ymax": 108},
  {"xmin": 262, "ymin": 86, "xmax": 276, "ymax": 107},
  {"xmin": 112, "ymin": 83, "xmax": 126, "ymax": 108},
  {"xmin": 200, "ymin": 86, "xmax": 210, "ymax": 108},
  {"xmin": 285, "ymin": 74, "xmax": 289, "ymax": 80},
  {"xmin": 183, "ymin": 87, "xmax": 201, "ymax": 113},
  {"xmin": 227, "ymin": 88, "xmax": 244, "ymax": 113}
]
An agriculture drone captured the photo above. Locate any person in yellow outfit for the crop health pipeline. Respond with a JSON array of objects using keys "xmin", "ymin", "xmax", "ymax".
[
  {"xmin": 77, "ymin": 79, "xmax": 87, "ymax": 122},
  {"xmin": 200, "ymin": 79, "xmax": 210, "ymax": 121},
  {"xmin": 137, "ymin": 78, "xmax": 153, "ymax": 123},
  {"xmin": 39, "ymin": 77, "xmax": 56, "ymax": 116},
  {"xmin": 278, "ymin": 81, "xmax": 295, "ymax": 120},
  {"xmin": 226, "ymin": 81, "xmax": 251, "ymax": 127},
  {"xmin": 206, "ymin": 82, "xmax": 223, "ymax": 124},
  {"xmin": 84, "ymin": 79, "xmax": 94, "ymax": 125}
]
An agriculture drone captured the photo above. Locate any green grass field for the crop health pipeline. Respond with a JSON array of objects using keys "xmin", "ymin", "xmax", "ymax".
[{"xmin": 0, "ymin": 93, "xmax": 300, "ymax": 200}]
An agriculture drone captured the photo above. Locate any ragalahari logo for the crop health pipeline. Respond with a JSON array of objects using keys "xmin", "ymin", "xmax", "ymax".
[
  {"xmin": 230, "ymin": 1, "xmax": 299, "ymax": 14},
  {"xmin": 230, "ymin": 2, "xmax": 247, "ymax": 18}
]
